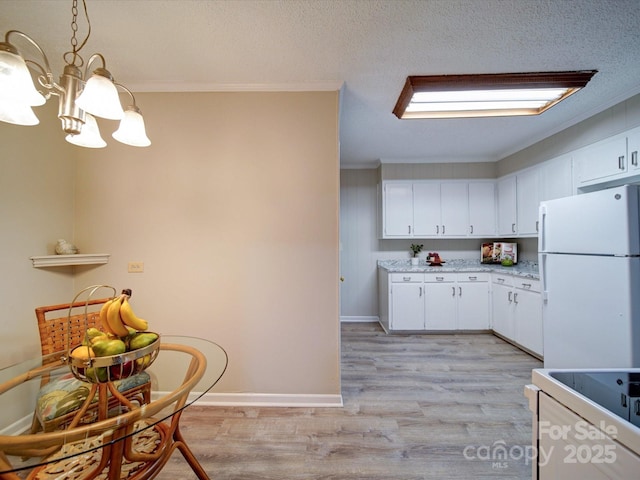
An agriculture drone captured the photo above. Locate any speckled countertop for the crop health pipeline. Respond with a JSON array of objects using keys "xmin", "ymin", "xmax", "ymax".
[{"xmin": 377, "ymin": 259, "xmax": 539, "ymax": 280}]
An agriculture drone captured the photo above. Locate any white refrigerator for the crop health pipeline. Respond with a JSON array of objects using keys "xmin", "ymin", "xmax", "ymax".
[{"xmin": 539, "ymin": 184, "xmax": 640, "ymax": 368}]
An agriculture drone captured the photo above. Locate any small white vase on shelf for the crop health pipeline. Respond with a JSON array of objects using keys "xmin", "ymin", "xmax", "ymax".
[{"xmin": 410, "ymin": 257, "xmax": 419, "ymax": 266}]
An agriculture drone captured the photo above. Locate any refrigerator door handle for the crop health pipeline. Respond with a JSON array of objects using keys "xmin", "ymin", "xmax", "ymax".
[
  {"xmin": 539, "ymin": 204, "xmax": 547, "ymax": 252},
  {"xmin": 539, "ymin": 252, "xmax": 548, "ymax": 303}
]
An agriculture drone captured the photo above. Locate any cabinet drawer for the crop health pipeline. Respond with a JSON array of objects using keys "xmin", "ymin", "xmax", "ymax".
[
  {"xmin": 424, "ymin": 273, "xmax": 456, "ymax": 283},
  {"xmin": 390, "ymin": 273, "xmax": 423, "ymax": 283},
  {"xmin": 492, "ymin": 274, "xmax": 514, "ymax": 287},
  {"xmin": 457, "ymin": 272, "xmax": 490, "ymax": 283},
  {"xmin": 514, "ymin": 279, "xmax": 540, "ymax": 292}
]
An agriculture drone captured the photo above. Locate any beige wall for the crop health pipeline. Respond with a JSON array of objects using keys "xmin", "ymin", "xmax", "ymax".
[
  {"xmin": 0, "ymin": 101, "xmax": 77, "ymax": 369},
  {"xmin": 1, "ymin": 91, "xmax": 341, "ymax": 405},
  {"xmin": 72, "ymin": 91, "xmax": 341, "ymax": 399}
]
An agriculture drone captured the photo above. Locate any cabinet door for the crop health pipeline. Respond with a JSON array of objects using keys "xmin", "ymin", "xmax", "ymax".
[
  {"xmin": 457, "ymin": 277, "xmax": 490, "ymax": 330},
  {"xmin": 468, "ymin": 182, "xmax": 496, "ymax": 237},
  {"xmin": 424, "ymin": 274, "xmax": 456, "ymax": 330},
  {"xmin": 439, "ymin": 182, "xmax": 469, "ymax": 236},
  {"xmin": 413, "ymin": 183, "xmax": 441, "ymax": 236},
  {"xmin": 628, "ymin": 126, "xmax": 640, "ymax": 172},
  {"xmin": 497, "ymin": 176, "xmax": 517, "ymax": 236},
  {"xmin": 538, "ymin": 393, "xmax": 640, "ymax": 478},
  {"xmin": 491, "ymin": 282, "xmax": 514, "ymax": 338},
  {"xmin": 540, "ymin": 154, "xmax": 573, "ymax": 201},
  {"xmin": 384, "ymin": 183, "xmax": 413, "ymax": 237},
  {"xmin": 516, "ymin": 169, "xmax": 541, "ymax": 235},
  {"xmin": 514, "ymin": 286, "xmax": 543, "ymax": 356},
  {"xmin": 425, "ymin": 282, "xmax": 457, "ymax": 330},
  {"xmin": 574, "ymin": 134, "xmax": 627, "ymax": 185},
  {"xmin": 390, "ymin": 283, "xmax": 425, "ymax": 330}
]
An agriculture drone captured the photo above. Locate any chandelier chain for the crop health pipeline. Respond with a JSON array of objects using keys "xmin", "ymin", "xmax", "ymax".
[{"xmin": 64, "ymin": 0, "xmax": 92, "ymax": 67}]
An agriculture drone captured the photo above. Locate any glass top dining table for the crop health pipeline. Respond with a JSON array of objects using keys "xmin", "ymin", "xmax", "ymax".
[{"xmin": 0, "ymin": 335, "xmax": 228, "ymax": 479}]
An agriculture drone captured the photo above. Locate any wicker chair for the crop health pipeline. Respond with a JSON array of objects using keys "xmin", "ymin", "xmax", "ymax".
[{"xmin": 32, "ymin": 298, "xmax": 152, "ymax": 432}]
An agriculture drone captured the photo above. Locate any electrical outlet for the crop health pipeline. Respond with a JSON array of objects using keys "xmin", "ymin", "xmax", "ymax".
[{"xmin": 128, "ymin": 262, "xmax": 144, "ymax": 273}]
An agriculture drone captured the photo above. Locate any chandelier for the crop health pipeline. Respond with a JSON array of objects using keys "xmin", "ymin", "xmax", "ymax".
[{"xmin": 0, "ymin": 0, "xmax": 150, "ymax": 148}]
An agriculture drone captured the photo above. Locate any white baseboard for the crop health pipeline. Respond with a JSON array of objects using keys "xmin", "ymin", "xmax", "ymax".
[
  {"xmin": 0, "ymin": 414, "xmax": 32, "ymax": 435},
  {"xmin": 153, "ymin": 391, "xmax": 344, "ymax": 408},
  {"xmin": 340, "ymin": 316, "xmax": 379, "ymax": 323}
]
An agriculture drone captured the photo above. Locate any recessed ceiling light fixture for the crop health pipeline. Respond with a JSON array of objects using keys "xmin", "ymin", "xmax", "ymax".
[{"xmin": 393, "ymin": 71, "xmax": 597, "ymax": 119}]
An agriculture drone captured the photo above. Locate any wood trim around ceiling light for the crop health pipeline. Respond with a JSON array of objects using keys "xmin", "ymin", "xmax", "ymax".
[{"xmin": 392, "ymin": 70, "xmax": 598, "ymax": 119}]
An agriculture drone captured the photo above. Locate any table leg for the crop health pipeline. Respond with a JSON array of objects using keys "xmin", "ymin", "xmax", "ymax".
[
  {"xmin": 0, "ymin": 451, "xmax": 21, "ymax": 480},
  {"xmin": 172, "ymin": 423, "xmax": 210, "ymax": 480},
  {"xmin": 107, "ymin": 433, "xmax": 125, "ymax": 480}
]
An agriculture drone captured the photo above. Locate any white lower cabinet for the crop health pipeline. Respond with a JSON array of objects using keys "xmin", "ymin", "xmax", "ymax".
[
  {"xmin": 385, "ymin": 272, "xmax": 490, "ymax": 331},
  {"xmin": 491, "ymin": 274, "xmax": 515, "ymax": 338},
  {"xmin": 389, "ymin": 273, "xmax": 425, "ymax": 330},
  {"xmin": 423, "ymin": 273, "xmax": 490, "ymax": 330},
  {"xmin": 424, "ymin": 273, "xmax": 457, "ymax": 330},
  {"xmin": 513, "ymin": 279, "xmax": 543, "ymax": 356},
  {"xmin": 381, "ymin": 269, "xmax": 541, "ymax": 356},
  {"xmin": 456, "ymin": 273, "xmax": 491, "ymax": 330},
  {"xmin": 491, "ymin": 273, "xmax": 542, "ymax": 357}
]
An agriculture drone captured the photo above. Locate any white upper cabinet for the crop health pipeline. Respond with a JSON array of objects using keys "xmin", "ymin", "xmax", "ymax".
[
  {"xmin": 628, "ymin": 126, "xmax": 640, "ymax": 173},
  {"xmin": 496, "ymin": 153, "xmax": 573, "ymax": 238},
  {"xmin": 413, "ymin": 182, "xmax": 469, "ymax": 237},
  {"xmin": 440, "ymin": 182, "xmax": 469, "ymax": 237},
  {"xmin": 539, "ymin": 154, "xmax": 573, "ymax": 201},
  {"xmin": 468, "ymin": 181, "xmax": 496, "ymax": 237},
  {"xmin": 382, "ymin": 182, "xmax": 414, "ymax": 237},
  {"xmin": 381, "ymin": 181, "xmax": 475, "ymax": 238},
  {"xmin": 413, "ymin": 183, "xmax": 441, "ymax": 236},
  {"xmin": 574, "ymin": 132, "xmax": 628, "ymax": 186},
  {"xmin": 516, "ymin": 168, "xmax": 541, "ymax": 236},
  {"xmin": 497, "ymin": 176, "xmax": 517, "ymax": 236}
]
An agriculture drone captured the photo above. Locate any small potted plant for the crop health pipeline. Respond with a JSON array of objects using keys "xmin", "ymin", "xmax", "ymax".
[{"xmin": 410, "ymin": 244, "xmax": 423, "ymax": 265}]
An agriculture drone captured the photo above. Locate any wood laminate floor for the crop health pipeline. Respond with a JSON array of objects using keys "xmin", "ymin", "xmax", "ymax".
[{"xmin": 157, "ymin": 322, "xmax": 542, "ymax": 480}]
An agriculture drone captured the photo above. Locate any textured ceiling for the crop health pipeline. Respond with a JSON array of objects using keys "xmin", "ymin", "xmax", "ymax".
[{"xmin": 2, "ymin": 0, "xmax": 640, "ymax": 167}]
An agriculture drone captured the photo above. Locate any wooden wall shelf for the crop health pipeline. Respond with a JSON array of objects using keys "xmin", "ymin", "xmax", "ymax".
[{"xmin": 30, "ymin": 254, "xmax": 110, "ymax": 268}]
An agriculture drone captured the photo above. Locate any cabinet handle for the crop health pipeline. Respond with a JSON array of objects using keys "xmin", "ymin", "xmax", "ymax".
[
  {"xmin": 436, "ymin": 225, "xmax": 439, "ymax": 234},
  {"xmin": 419, "ymin": 286, "xmax": 423, "ymax": 297},
  {"xmin": 468, "ymin": 276, "xmax": 477, "ymax": 281},
  {"xmin": 508, "ymin": 291, "xmax": 513, "ymax": 302},
  {"xmin": 452, "ymin": 286, "xmax": 456, "ymax": 297},
  {"xmin": 521, "ymin": 283, "xmax": 531, "ymax": 289},
  {"xmin": 459, "ymin": 286, "xmax": 462, "ymax": 296},
  {"xmin": 497, "ymin": 278, "xmax": 505, "ymax": 283},
  {"xmin": 619, "ymin": 155, "xmax": 625, "ymax": 170},
  {"xmin": 408, "ymin": 225, "xmax": 411, "ymax": 234},
  {"xmin": 633, "ymin": 151, "xmax": 638, "ymax": 167},
  {"xmin": 514, "ymin": 292, "xmax": 518, "ymax": 304},
  {"xmin": 470, "ymin": 225, "xmax": 473, "ymax": 234},
  {"xmin": 442, "ymin": 225, "xmax": 445, "ymax": 235},
  {"xmin": 403, "ymin": 276, "xmax": 411, "ymax": 281},
  {"xmin": 536, "ymin": 220, "xmax": 539, "ymax": 232},
  {"xmin": 512, "ymin": 223, "xmax": 516, "ymax": 233}
]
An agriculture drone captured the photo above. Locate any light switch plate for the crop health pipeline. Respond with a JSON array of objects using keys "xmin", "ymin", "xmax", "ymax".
[{"xmin": 128, "ymin": 262, "xmax": 144, "ymax": 273}]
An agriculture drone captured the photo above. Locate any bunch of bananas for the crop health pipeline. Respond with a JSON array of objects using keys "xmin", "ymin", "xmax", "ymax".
[{"xmin": 101, "ymin": 290, "xmax": 149, "ymax": 336}]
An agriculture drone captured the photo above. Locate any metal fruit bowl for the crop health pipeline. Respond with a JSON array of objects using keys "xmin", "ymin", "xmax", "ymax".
[{"xmin": 68, "ymin": 335, "xmax": 160, "ymax": 384}]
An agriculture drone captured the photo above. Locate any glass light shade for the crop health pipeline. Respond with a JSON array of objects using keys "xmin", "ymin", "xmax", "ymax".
[
  {"xmin": 0, "ymin": 100, "xmax": 39, "ymax": 125},
  {"xmin": 65, "ymin": 114, "xmax": 106, "ymax": 148},
  {"xmin": 75, "ymin": 71, "xmax": 124, "ymax": 120},
  {"xmin": 112, "ymin": 107, "xmax": 151, "ymax": 147},
  {"xmin": 0, "ymin": 49, "xmax": 46, "ymax": 106}
]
